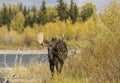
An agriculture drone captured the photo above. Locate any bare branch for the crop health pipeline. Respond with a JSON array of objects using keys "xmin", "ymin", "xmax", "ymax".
[{"xmin": 62, "ymin": 33, "xmax": 66, "ymax": 41}]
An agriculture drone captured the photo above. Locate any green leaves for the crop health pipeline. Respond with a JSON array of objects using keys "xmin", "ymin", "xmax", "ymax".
[
  {"xmin": 81, "ymin": 2, "xmax": 96, "ymax": 22},
  {"xmin": 57, "ymin": 0, "xmax": 69, "ymax": 21},
  {"xmin": 69, "ymin": 0, "xmax": 78, "ymax": 23},
  {"xmin": 10, "ymin": 12, "xmax": 25, "ymax": 33}
]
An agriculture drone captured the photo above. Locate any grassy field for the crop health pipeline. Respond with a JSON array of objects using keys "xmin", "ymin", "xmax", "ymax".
[{"xmin": 0, "ymin": 52, "xmax": 119, "ymax": 83}]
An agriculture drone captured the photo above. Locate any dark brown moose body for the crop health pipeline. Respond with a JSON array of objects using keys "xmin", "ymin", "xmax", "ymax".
[
  {"xmin": 37, "ymin": 33, "xmax": 68, "ymax": 77},
  {"xmin": 48, "ymin": 38, "xmax": 68, "ymax": 77}
]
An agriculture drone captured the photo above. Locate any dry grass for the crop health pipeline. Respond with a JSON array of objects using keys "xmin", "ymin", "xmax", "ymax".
[{"xmin": 1, "ymin": 51, "xmax": 119, "ymax": 83}]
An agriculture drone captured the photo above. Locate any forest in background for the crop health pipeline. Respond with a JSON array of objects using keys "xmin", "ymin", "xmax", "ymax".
[{"xmin": 0, "ymin": 0, "xmax": 96, "ymax": 49}]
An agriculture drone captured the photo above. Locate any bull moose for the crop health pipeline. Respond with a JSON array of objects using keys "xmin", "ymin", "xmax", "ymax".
[{"xmin": 37, "ymin": 33, "xmax": 68, "ymax": 77}]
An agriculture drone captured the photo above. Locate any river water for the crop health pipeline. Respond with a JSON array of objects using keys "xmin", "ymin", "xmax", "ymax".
[
  {"xmin": 0, "ymin": 49, "xmax": 80, "ymax": 68},
  {"xmin": 0, "ymin": 54, "xmax": 48, "ymax": 68}
]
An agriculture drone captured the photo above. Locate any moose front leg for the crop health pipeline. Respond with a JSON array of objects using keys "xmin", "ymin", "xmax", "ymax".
[
  {"xmin": 49, "ymin": 62, "xmax": 55, "ymax": 77},
  {"xmin": 55, "ymin": 63, "xmax": 59, "ymax": 75},
  {"xmin": 59, "ymin": 63, "xmax": 63, "ymax": 73},
  {"xmin": 56, "ymin": 61, "xmax": 64, "ymax": 74}
]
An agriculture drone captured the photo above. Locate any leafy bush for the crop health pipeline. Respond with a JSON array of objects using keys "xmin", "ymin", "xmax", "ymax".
[
  {"xmin": 23, "ymin": 27, "xmax": 37, "ymax": 46},
  {"xmin": 67, "ymin": 1, "xmax": 120, "ymax": 82}
]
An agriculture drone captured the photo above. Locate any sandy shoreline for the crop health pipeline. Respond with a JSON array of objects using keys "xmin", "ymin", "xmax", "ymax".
[{"xmin": 0, "ymin": 49, "xmax": 48, "ymax": 54}]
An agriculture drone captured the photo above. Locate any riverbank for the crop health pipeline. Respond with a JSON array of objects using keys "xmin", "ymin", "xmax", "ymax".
[
  {"xmin": 0, "ymin": 49, "xmax": 81, "ymax": 55},
  {"xmin": 0, "ymin": 49, "xmax": 47, "ymax": 54}
]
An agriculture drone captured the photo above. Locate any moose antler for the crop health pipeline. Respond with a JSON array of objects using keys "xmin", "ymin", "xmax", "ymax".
[
  {"xmin": 37, "ymin": 32, "xmax": 50, "ymax": 46},
  {"xmin": 37, "ymin": 32, "xmax": 44, "ymax": 44}
]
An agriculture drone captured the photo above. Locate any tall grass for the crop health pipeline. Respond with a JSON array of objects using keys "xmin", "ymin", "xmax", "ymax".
[{"xmin": 71, "ymin": 1, "xmax": 120, "ymax": 82}]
